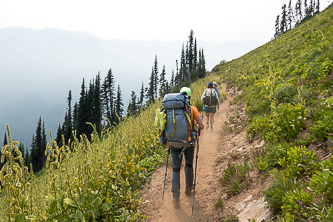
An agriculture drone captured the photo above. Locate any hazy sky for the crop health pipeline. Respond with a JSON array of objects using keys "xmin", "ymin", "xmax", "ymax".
[{"xmin": 1, "ymin": 0, "xmax": 332, "ymax": 44}]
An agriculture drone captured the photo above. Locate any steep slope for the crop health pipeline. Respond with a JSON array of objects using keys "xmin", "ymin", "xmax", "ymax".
[
  {"xmin": 140, "ymin": 3, "xmax": 333, "ymax": 221},
  {"xmin": 212, "ymin": 3, "xmax": 333, "ymax": 221}
]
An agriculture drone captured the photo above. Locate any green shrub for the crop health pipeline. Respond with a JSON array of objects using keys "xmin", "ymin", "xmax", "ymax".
[
  {"xmin": 278, "ymin": 145, "xmax": 318, "ymax": 177},
  {"xmin": 309, "ymin": 159, "xmax": 333, "ymax": 204},
  {"xmin": 281, "ymin": 187, "xmax": 313, "ymax": 217},
  {"xmin": 219, "ymin": 157, "xmax": 251, "ymax": 196},
  {"xmin": 264, "ymin": 169, "xmax": 299, "ymax": 214},
  {"xmin": 273, "ymin": 85, "xmax": 298, "ymax": 104},
  {"xmin": 270, "ymin": 103, "xmax": 306, "ymax": 141},
  {"xmin": 225, "ymin": 214, "xmax": 239, "ymax": 222},
  {"xmin": 246, "ymin": 103, "xmax": 306, "ymax": 143},
  {"xmin": 310, "ymin": 97, "xmax": 333, "ymax": 141},
  {"xmin": 265, "ymin": 143, "xmax": 292, "ymax": 168}
]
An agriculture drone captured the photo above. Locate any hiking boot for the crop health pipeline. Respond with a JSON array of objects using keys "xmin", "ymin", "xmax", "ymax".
[
  {"xmin": 185, "ymin": 186, "xmax": 193, "ymax": 196},
  {"xmin": 173, "ymin": 198, "xmax": 180, "ymax": 209}
]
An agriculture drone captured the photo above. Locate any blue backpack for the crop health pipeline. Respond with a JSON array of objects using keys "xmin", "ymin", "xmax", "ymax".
[{"xmin": 161, "ymin": 93, "xmax": 194, "ymax": 149}]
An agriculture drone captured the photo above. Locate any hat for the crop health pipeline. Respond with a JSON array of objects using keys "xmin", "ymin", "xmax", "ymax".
[
  {"xmin": 180, "ymin": 87, "xmax": 191, "ymax": 97},
  {"xmin": 208, "ymin": 82, "xmax": 213, "ymax": 88}
]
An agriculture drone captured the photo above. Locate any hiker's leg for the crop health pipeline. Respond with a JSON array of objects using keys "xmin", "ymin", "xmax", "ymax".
[
  {"xmin": 209, "ymin": 113, "xmax": 215, "ymax": 128},
  {"xmin": 170, "ymin": 147, "xmax": 182, "ymax": 199},
  {"xmin": 205, "ymin": 113, "xmax": 210, "ymax": 127},
  {"xmin": 184, "ymin": 146, "xmax": 194, "ymax": 188},
  {"xmin": 204, "ymin": 106, "xmax": 210, "ymax": 127}
]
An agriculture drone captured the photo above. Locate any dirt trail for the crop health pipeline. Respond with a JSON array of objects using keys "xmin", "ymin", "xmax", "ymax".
[{"xmin": 140, "ymin": 83, "xmax": 272, "ymax": 221}]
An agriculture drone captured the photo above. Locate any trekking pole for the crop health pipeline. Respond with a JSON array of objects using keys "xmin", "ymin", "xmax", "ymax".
[
  {"xmin": 162, "ymin": 146, "xmax": 170, "ymax": 200},
  {"xmin": 192, "ymin": 130, "xmax": 200, "ymax": 215}
]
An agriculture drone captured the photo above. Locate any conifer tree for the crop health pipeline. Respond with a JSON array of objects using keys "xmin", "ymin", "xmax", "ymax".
[
  {"xmin": 76, "ymin": 78, "xmax": 87, "ymax": 138},
  {"xmin": 93, "ymin": 73, "xmax": 102, "ymax": 132},
  {"xmin": 295, "ymin": 0, "xmax": 303, "ymax": 25},
  {"xmin": 175, "ymin": 60, "xmax": 181, "ymax": 85},
  {"xmin": 193, "ymin": 39, "xmax": 198, "ymax": 80},
  {"xmin": 309, "ymin": 0, "xmax": 315, "ymax": 16},
  {"xmin": 280, "ymin": 4, "xmax": 287, "ymax": 34},
  {"xmin": 153, "ymin": 55, "xmax": 159, "ymax": 99},
  {"xmin": 127, "ymin": 91, "xmax": 138, "ymax": 116},
  {"xmin": 42, "ymin": 121, "xmax": 47, "ymax": 170},
  {"xmin": 159, "ymin": 65, "xmax": 166, "ymax": 98},
  {"xmin": 139, "ymin": 82, "xmax": 145, "ymax": 108},
  {"xmin": 184, "ymin": 43, "xmax": 191, "ymax": 83},
  {"xmin": 180, "ymin": 44, "xmax": 187, "ymax": 83},
  {"xmin": 304, "ymin": 0, "xmax": 310, "ymax": 19},
  {"xmin": 103, "ymin": 69, "xmax": 116, "ymax": 125},
  {"xmin": 170, "ymin": 69, "xmax": 175, "ymax": 88},
  {"xmin": 316, "ymin": 0, "xmax": 320, "ymax": 13},
  {"xmin": 274, "ymin": 15, "xmax": 281, "ymax": 38},
  {"xmin": 31, "ymin": 117, "xmax": 47, "ymax": 172},
  {"xmin": 3, "ymin": 132, "xmax": 7, "ymax": 146},
  {"xmin": 197, "ymin": 48, "xmax": 206, "ymax": 79},
  {"xmin": 63, "ymin": 90, "xmax": 72, "ymax": 143},
  {"xmin": 287, "ymin": 0, "xmax": 294, "ymax": 30},
  {"xmin": 147, "ymin": 67, "xmax": 155, "ymax": 103},
  {"xmin": 55, "ymin": 124, "xmax": 63, "ymax": 147},
  {"xmin": 84, "ymin": 80, "xmax": 96, "ymax": 139},
  {"xmin": 25, "ymin": 147, "xmax": 30, "ymax": 167},
  {"xmin": 115, "ymin": 85, "xmax": 124, "ymax": 124},
  {"xmin": 165, "ymin": 81, "xmax": 170, "ymax": 95},
  {"xmin": 188, "ymin": 30, "xmax": 194, "ymax": 79},
  {"xmin": 30, "ymin": 135, "xmax": 37, "ymax": 171}
]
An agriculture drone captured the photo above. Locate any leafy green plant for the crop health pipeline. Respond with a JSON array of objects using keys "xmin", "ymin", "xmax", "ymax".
[
  {"xmin": 247, "ymin": 103, "xmax": 306, "ymax": 143},
  {"xmin": 278, "ymin": 145, "xmax": 318, "ymax": 177},
  {"xmin": 273, "ymin": 84, "xmax": 298, "ymax": 104},
  {"xmin": 281, "ymin": 187, "xmax": 313, "ymax": 218},
  {"xmin": 214, "ymin": 199, "xmax": 223, "ymax": 209},
  {"xmin": 310, "ymin": 96, "xmax": 333, "ymax": 141},
  {"xmin": 263, "ymin": 169, "xmax": 299, "ymax": 214},
  {"xmin": 309, "ymin": 159, "xmax": 333, "ymax": 204},
  {"xmin": 223, "ymin": 125, "xmax": 233, "ymax": 134},
  {"xmin": 0, "ymin": 125, "xmax": 30, "ymax": 221},
  {"xmin": 225, "ymin": 214, "xmax": 239, "ymax": 222},
  {"xmin": 219, "ymin": 156, "xmax": 251, "ymax": 196}
]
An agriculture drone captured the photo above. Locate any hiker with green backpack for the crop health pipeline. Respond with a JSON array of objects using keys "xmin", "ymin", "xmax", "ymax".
[
  {"xmin": 201, "ymin": 82, "xmax": 220, "ymax": 130},
  {"xmin": 156, "ymin": 87, "xmax": 204, "ymax": 209}
]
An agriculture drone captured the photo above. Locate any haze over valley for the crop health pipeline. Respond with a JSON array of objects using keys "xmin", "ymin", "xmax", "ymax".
[{"xmin": 0, "ymin": 27, "xmax": 262, "ymax": 148}]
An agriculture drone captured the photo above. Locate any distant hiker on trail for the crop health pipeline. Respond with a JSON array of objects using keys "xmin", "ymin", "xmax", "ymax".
[
  {"xmin": 170, "ymin": 87, "xmax": 204, "ymax": 209},
  {"xmin": 213, "ymin": 82, "xmax": 221, "ymax": 99},
  {"xmin": 201, "ymin": 82, "xmax": 220, "ymax": 130}
]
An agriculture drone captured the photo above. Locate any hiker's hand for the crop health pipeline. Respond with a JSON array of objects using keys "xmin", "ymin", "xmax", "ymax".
[{"xmin": 217, "ymin": 106, "xmax": 219, "ymax": 110}]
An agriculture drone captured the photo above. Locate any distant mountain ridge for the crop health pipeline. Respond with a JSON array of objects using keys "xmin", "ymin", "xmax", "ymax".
[{"xmin": 0, "ymin": 27, "xmax": 263, "ymax": 148}]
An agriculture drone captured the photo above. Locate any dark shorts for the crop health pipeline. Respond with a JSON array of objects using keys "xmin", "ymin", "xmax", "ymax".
[{"xmin": 204, "ymin": 106, "xmax": 216, "ymax": 113}]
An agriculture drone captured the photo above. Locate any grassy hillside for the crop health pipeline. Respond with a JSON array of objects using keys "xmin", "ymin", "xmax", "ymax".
[
  {"xmin": 0, "ymin": 74, "xmax": 223, "ymax": 221},
  {"xmin": 213, "ymin": 4, "xmax": 333, "ymax": 220}
]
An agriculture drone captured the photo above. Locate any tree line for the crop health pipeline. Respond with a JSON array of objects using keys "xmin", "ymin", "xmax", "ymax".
[
  {"xmin": 274, "ymin": 0, "xmax": 321, "ymax": 38},
  {"xmin": 1, "ymin": 30, "xmax": 206, "ymax": 174}
]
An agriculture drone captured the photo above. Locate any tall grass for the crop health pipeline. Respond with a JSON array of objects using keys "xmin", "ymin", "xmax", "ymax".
[
  {"xmin": 0, "ymin": 102, "xmax": 166, "ymax": 221},
  {"xmin": 0, "ymin": 72, "xmax": 225, "ymax": 220}
]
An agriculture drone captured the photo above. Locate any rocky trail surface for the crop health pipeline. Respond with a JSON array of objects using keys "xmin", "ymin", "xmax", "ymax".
[{"xmin": 140, "ymin": 83, "xmax": 273, "ymax": 221}]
